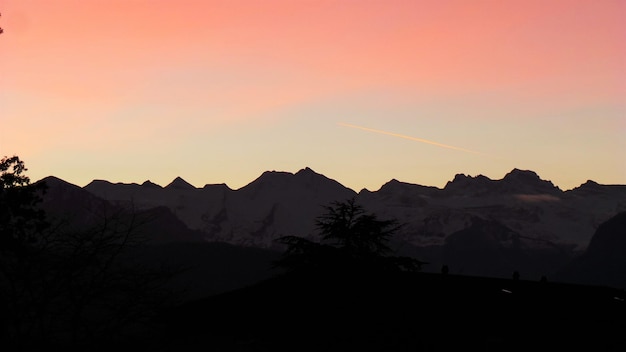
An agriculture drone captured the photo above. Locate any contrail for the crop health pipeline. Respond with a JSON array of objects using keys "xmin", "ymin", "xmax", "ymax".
[{"xmin": 338, "ymin": 122, "xmax": 486, "ymax": 155}]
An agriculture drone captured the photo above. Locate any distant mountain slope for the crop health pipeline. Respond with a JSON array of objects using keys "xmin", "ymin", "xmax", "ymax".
[
  {"xmin": 37, "ymin": 176, "xmax": 112, "ymax": 230},
  {"xmin": 38, "ymin": 176, "xmax": 206, "ymax": 244},
  {"xmin": 81, "ymin": 167, "xmax": 626, "ymax": 250},
  {"xmin": 358, "ymin": 169, "xmax": 625, "ymax": 252},
  {"xmin": 556, "ymin": 211, "xmax": 626, "ymax": 289},
  {"xmin": 85, "ymin": 177, "xmax": 232, "ymax": 233},
  {"xmin": 85, "ymin": 167, "xmax": 357, "ymax": 248},
  {"xmin": 35, "ymin": 176, "xmax": 284, "ymax": 299},
  {"xmin": 440, "ymin": 216, "xmax": 573, "ymax": 280}
]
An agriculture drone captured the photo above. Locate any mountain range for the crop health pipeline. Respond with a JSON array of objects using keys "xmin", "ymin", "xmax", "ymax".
[{"xmin": 35, "ymin": 167, "xmax": 626, "ymax": 289}]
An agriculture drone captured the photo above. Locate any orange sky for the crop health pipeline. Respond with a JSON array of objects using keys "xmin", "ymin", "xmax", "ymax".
[{"xmin": 1, "ymin": 0, "xmax": 625, "ymax": 191}]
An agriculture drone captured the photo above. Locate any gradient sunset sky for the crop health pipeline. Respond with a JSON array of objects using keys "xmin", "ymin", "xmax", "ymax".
[{"xmin": 1, "ymin": 0, "xmax": 624, "ymax": 192}]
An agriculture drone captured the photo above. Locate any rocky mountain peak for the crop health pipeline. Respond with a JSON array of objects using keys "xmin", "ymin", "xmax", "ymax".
[
  {"xmin": 501, "ymin": 169, "xmax": 561, "ymax": 194},
  {"xmin": 85, "ymin": 179, "xmax": 114, "ymax": 188},
  {"xmin": 202, "ymin": 183, "xmax": 231, "ymax": 191},
  {"xmin": 442, "ymin": 169, "xmax": 563, "ymax": 195},
  {"xmin": 245, "ymin": 167, "xmax": 350, "ymax": 192},
  {"xmin": 571, "ymin": 180, "xmax": 602, "ymax": 192},
  {"xmin": 141, "ymin": 180, "xmax": 162, "ymax": 189},
  {"xmin": 378, "ymin": 178, "xmax": 407, "ymax": 192},
  {"xmin": 503, "ymin": 168, "xmax": 541, "ymax": 182},
  {"xmin": 165, "ymin": 177, "xmax": 196, "ymax": 190},
  {"xmin": 567, "ymin": 180, "xmax": 626, "ymax": 197},
  {"xmin": 294, "ymin": 167, "xmax": 338, "ymax": 188},
  {"xmin": 295, "ymin": 166, "xmax": 316, "ymax": 176},
  {"xmin": 443, "ymin": 173, "xmax": 493, "ymax": 194},
  {"xmin": 37, "ymin": 175, "xmax": 73, "ymax": 188},
  {"xmin": 249, "ymin": 170, "xmax": 293, "ymax": 185},
  {"xmin": 582, "ymin": 180, "xmax": 600, "ymax": 187}
]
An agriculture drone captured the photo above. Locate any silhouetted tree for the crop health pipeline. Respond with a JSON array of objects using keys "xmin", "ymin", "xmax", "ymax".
[
  {"xmin": 274, "ymin": 198, "xmax": 426, "ymax": 274},
  {"xmin": 0, "ymin": 156, "xmax": 49, "ymax": 251},
  {"xmin": 316, "ymin": 198, "xmax": 397, "ymax": 257},
  {"xmin": 0, "ymin": 156, "xmax": 180, "ymax": 351}
]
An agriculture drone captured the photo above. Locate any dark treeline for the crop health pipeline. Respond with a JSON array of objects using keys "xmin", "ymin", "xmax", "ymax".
[{"xmin": 0, "ymin": 156, "xmax": 181, "ymax": 351}]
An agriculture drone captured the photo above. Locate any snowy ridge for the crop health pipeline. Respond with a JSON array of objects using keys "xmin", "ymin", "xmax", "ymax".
[{"xmin": 77, "ymin": 167, "xmax": 625, "ymax": 252}]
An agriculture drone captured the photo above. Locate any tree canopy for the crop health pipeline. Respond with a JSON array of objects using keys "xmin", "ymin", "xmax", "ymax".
[
  {"xmin": 274, "ymin": 198, "xmax": 426, "ymax": 274},
  {"xmin": 0, "ymin": 156, "xmax": 49, "ymax": 251}
]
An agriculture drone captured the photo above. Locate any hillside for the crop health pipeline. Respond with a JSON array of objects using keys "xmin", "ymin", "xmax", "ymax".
[{"xmin": 157, "ymin": 269, "xmax": 626, "ymax": 352}]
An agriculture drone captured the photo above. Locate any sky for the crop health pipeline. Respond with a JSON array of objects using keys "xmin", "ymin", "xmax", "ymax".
[{"xmin": 1, "ymin": 0, "xmax": 625, "ymax": 192}]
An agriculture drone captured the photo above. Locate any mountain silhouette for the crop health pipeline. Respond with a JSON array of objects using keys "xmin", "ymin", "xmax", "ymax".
[
  {"xmin": 556, "ymin": 211, "xmax": 626, "ymax": 288},
  {"xmin": 41, "ymin": 167, "xmax": 626, "ymax": 287},
  {"xmin": 18, "ymin": 169, "xmax": 626, "ymax": 350},
  {"xmin": 141, "ymin": 180, "xmax": 163, "ymax": 189},
  {"xmin": 443, "ymin": 168, "xmax": 561, "ymax": 195},
  {"xmin": 165, "ymin": 176, "xmax": 196, "ymax": 190}
]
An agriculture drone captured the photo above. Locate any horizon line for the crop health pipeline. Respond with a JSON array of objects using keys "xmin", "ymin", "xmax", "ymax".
[{"xmin": 34, "ymin": 167, "xmax": 608, "ymax": 192}]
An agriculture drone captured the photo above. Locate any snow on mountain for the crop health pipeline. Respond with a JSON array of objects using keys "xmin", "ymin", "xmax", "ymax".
[
  {"xmin": 357, "ymin": 170, "xmax": 577, "ymax": 251},
  {"xmin": 78, "ymin": 168, "xmax": 620, "ymax": 255},
  {"xmin": 83, "ymin": 168, "xmax": 356, "ymax": 248},
  {"xmin": 201, "ymin": 167, "xmax": 357, "ymax": 247},
  {"xmin": 28, "ymin": 168, "xmax": 626, "ymax": 287},
  {"xmin": 73, "ymin": 168, "xmax": 626, "ymax": 255}
]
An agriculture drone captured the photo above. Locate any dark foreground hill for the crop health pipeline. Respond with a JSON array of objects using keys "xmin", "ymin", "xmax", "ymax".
[{"xmin": 154, "ymin": 270, "xmax": 626, "ymax": 352}]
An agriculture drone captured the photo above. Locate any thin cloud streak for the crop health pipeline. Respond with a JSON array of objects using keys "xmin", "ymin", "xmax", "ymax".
[{"xmin": 338, "ymin": 122, "xmax": 487, "ymax": 156}]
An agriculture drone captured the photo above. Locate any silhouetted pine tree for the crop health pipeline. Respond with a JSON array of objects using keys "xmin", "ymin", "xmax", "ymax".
[{"xmin": 274, "ymin": 198, "xmax": 426, "ymax": 274}]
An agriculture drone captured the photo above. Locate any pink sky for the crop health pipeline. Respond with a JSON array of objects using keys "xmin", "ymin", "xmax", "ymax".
[{"xmin": 1, "ymin": 0, "xmax": 625, "ymax": 191}]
